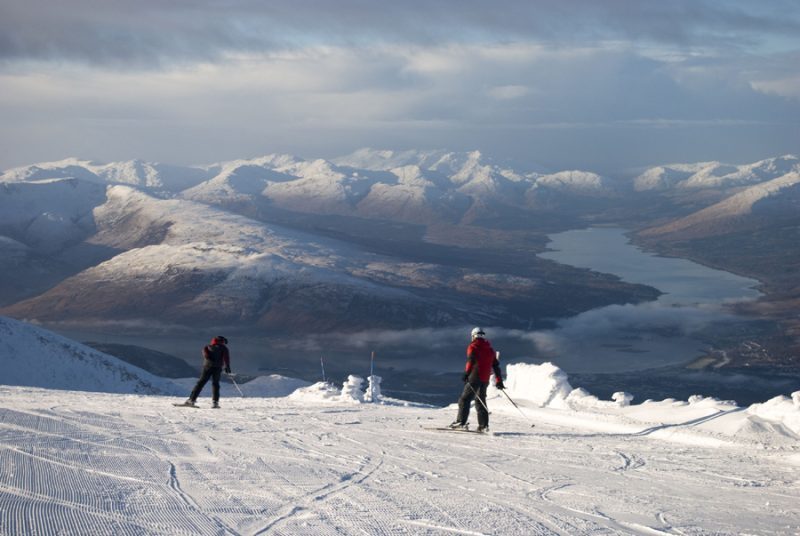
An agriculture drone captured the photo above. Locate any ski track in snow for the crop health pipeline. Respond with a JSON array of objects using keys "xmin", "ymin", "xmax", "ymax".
[{"xmin": 0, "ymin": 389, "xmax": 799, "ymax": 535}]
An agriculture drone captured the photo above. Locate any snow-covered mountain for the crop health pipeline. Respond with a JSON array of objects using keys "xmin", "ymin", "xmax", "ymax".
[
  {"xmin": 334, "ymin": 149, "xmax": 616, "ymax": 216},
  {"xmin": 4, "ymin": 151, "xmax": 795, "ymax": 216},
  {"xmin": 1, "ymin": 318, "xmax": 799, "ymax": 535},
  {"xmin": 186, "ymin": 150, "xmax": 517, "ymax": 223},
  {"xmin": 0, "ymin": 177, "xmax": 106, "ymax": 253},
  {"xmin": 1, "ymin": 157, "xmax": 212, "ymax": 192},
  {"xmin": 333, "ymin": 147, "xmax": 462, "ymax": 171},
  {"xmin": 2, "ymin": 149, "xmax": 799, "ymax": 335},
  {"xmin": 625, "ymin": 154, "xmax": 800, "ymax": 240},
  {"xmin": 633, "ymin": 155, "xmax": 800, "ymax": 192},
  {"xmin": 0, "ymin": 315, "xmax": 180, "ymax": 394},
  {"xmin": 353, "ymin": 165, "xmax": 471, "ymax": 224},
  {"xmin": 0, "ymin": 315, "xmax": 314, "ymax": 399},
  {"xmin": 4, "ymin": 185, "xmax": 502, "ymax": 331},
  {"xmin": 643, "ymin": 171, "xmax": 800, "ymax": 238},
  {"xmin": 2, "ymin": 149, "xmax": 629, "ymax": 334},
  {"xmin": 181, "ymin": 154, "xmax": 304, "ymax": 203},
  {"xmin": 1, "ymin": 150, "xmax": 614, "ymax": 228}
]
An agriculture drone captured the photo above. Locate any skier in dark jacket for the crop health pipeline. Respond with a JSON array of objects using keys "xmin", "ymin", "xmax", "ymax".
[
  {"xmin": 450, "ymin": 327, "xmax": 504, "ymax": 432},
  {"xmin": 182, "ymin": 336, "xmax": 231, "ymax": 408}
]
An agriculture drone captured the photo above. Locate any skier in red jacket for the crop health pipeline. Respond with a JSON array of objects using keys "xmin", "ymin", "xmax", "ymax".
[{"xmin": 450, "ymin": 327, "xmax": 504, "ymax": 432}]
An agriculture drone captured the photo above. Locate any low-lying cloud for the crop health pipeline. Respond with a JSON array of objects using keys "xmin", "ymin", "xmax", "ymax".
[{"xmin": 276, "ymin": 300, "xmax": 747, "ymax": 375}]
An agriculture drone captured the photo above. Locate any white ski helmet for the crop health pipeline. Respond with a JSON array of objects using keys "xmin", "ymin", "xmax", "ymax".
[{"xmin": 471, "ymin": 327, "xmax": 486, "ymax": 340}]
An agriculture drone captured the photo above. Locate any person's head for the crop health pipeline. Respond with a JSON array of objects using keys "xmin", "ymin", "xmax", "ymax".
[
  {"xmin": 213, "ymin": 335, "xmax": 228, "ymax": 345},
  {"xmin": 471, "ymin": 327, "xmax": 485, "ymax": 341}
]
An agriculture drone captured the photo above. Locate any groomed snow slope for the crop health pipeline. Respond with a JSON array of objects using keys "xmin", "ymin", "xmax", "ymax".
[{"xmin": 2, "ymin": 363, "xmax": 800, "ymax": 535}]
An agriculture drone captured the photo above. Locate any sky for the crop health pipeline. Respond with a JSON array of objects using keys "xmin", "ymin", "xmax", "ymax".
[{"xmin": 1, "ymin": 0, "xmax": 799, "ymax": 175}]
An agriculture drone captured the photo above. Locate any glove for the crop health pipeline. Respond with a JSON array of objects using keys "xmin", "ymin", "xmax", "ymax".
[
  {"xmin": 462, "ymin": 372, "xmax": 469, "ymax": 383},
  {"xmin": 224, "ymin": 366, "xmax": 231, "ymax": 374},
  {"xmin": 495, "ymin": 380, "xmax": 505, "ymax": 390}
]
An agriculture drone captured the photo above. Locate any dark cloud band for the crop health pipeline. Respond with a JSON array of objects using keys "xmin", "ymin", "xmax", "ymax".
[{"xmin": 1, "ymin": 0, "xmax": 798, "ymax": 66}]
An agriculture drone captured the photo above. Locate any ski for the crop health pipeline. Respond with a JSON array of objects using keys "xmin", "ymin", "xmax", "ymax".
[
  {"xmin": 424, "ymin": 427, "xmax": 491, "ymax": 435},
  {"xmin": 172, "ymin": 402, "xmax": 199, "ymax": 409}
]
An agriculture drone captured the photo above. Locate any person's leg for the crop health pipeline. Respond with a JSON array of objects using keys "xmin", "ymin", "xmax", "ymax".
[
  {"xmin": 476, "ymin": 383, "xmax": 489, "ymax": 429},
  {"xmin": 211, "ymin": 368, "xmax": 222, "ymax": 404},
  {"xmin": 189, "ymin": 367, "xmax": 213, "ymax": 402},
  {"xmin": 455, "ymin": 382, "xmax": 475, "ymax": 425}
]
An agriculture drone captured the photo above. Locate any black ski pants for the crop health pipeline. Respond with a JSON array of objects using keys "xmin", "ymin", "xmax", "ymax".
[
  {"xmin": 189, "ymin": 366, "xmax": 222, "ymax": 402},
  {"xmin": 456, "ymin": 381, "xmax": 488, "ymax": 428}
]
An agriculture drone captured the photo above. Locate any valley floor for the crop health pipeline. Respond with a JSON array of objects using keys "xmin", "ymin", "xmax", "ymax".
[{"xmin": 1, "ymin": 386, "xmax": 799, "ymax": 535}]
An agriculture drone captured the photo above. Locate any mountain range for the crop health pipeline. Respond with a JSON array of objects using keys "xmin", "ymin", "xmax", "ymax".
[
  {"xmin": 0, "ymin": 149, "xmax": 641, "ymax": 334},
  {"xmin": 1, "ymin": 149, "xmax": 798, "ymax": 365}
]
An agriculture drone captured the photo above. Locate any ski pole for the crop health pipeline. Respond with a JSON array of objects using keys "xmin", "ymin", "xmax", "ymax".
[
  {"xmin": 493, "ymin": 350, "xmax": 534, "ymax": 427},
  {"xmin": 466, "ymin": 382, "xmax": 491, "ymax": 415},
  {"xmin": 227, "ymin": 372, "xmax": 245, "ymax": 398},
  {"xmin": 499, "ymin": 388, "xmax": 535, "ymax": 427}
]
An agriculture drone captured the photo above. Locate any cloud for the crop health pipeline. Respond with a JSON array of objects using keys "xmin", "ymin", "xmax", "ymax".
[
  {"xmin": 752, "ymin": 75, "xmax": 800, "ymax": 98},
  {"xmin": 1, "ymin": 1, "xmax": 798, "ymax": 67},
  {"xmin": 746, "ymin": 51, "xmax": 800, "ymax": 98},
  {"xmin": 1, "ymin": 40, "xmax": 798, "ymax": 172},
  {"xmin": 530, "ymin": 302, "xmax": 729, "ymax": 343},
  {"xmin": 1, "ymin": 2, "xmax": 798, "ymax": 171},
  {"xmin": 266, "ymin": 300, "xmax": 751, "ymax": 375},
  {"xmin": 304, "ymin": 326, "xmax": 470, "ymax": 352},
  {"xmin": 488, "ymin": 85, "xmax": 531, "ymax": 100}
]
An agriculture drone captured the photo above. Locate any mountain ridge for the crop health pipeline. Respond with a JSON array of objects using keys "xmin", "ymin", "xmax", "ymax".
[{"xmin": 2, "ymin": 149, "xmax": 799, "ymax": 364}]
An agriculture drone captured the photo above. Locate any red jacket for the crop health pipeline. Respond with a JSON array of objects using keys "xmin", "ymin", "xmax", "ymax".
[{"xmin": 465, "ymin": 338, "xmax": 502, "ymax": 384}]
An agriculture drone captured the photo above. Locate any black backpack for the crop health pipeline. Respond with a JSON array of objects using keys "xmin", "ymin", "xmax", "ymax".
[{"xmin": 203, "ymin": 344, "xmax": 225, "ymax": 368}]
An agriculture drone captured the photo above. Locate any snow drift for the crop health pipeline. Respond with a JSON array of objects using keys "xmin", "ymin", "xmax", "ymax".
[{"xmin": 496, "ymin": 361, "xmax": 800, "ymax": 444}]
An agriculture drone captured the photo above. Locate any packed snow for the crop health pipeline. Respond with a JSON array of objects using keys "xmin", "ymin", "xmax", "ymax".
[{"xmin": 1, "ymin": 317, "xmax": 799, "ymax": 535}]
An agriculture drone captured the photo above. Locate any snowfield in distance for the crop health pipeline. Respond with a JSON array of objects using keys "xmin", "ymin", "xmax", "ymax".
[{"xmin": 2, "ymin": 339, "xmax": 800, "ymax": 534}]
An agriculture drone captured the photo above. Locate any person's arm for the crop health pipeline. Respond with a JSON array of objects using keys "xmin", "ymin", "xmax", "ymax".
[
  {"xmin": 223, "ymin": 347, "xmax": 231, "ymax": 372},
  {"xmin": 492, "ymin": 355, "xmax": 504, "ymax": 389},
  {"xmin": 463, "ymin": 350, "xmax": 477, "ymax": 382}
]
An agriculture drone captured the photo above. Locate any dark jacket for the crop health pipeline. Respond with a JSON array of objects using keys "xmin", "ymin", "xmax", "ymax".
[
  {"xmin": 465, "ymin": 338, "xmax": 502, "ymax": 384},
  {"xmin": 202, "ymin": 337, "xmax": 230, "ymax": 369}
]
